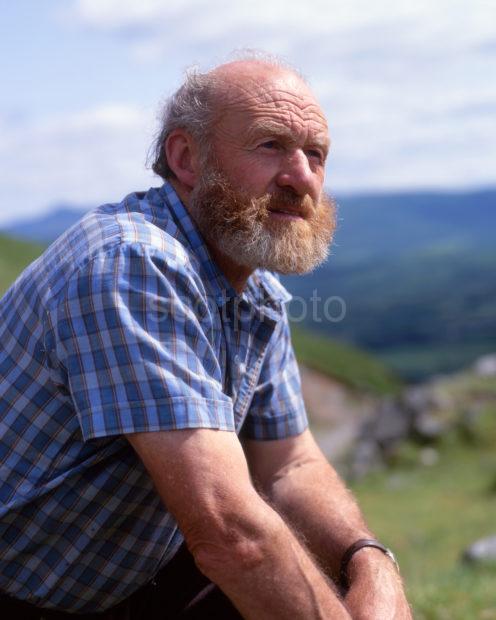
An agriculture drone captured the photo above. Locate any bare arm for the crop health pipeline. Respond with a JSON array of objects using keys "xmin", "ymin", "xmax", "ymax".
[
  {"xmin": 243, "ymin": 429, "xmax": 412, "ymax": 619},
  {"xmin": 127, "ymin": 428, "xmax": 351, "ymax": 620}
]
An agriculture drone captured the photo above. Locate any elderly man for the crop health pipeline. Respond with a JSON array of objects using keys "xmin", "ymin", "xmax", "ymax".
[{"xmin": 0, "ymin": 57, "xmax": 411, "ymax": 618}]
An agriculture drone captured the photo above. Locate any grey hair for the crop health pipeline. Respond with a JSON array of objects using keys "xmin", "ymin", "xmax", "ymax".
[
  {"xmin": 149, "ymin": 69, "xmax": 220, "ymax": 180},
  {"xmin": 148, "ymin": 51, "xmax": 306, "ymax": 181}
]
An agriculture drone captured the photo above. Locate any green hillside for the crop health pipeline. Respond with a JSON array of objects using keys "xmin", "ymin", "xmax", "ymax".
[
  {"xmin": 354, "ymin": 428, "xmax": 496, "ymax": 618},
  {"xmin": 297, "ymin": 248, "xmax": 496, "ymax": 381},
  {"xmin": 290, "ymin": 324, "xmax": 401, "ymax": 395},
  {"xmin": 352, "ymin": 373, "xmax": 496, "ymax": 618},
  {"xmin": 0, "ymin": 234, "xmax": 45, "ymax": 296}
]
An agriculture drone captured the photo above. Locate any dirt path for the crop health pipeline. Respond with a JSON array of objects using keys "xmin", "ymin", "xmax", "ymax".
[{"xmin": 298, "ymin": 365, "xmax": 378, "ymax": 463}]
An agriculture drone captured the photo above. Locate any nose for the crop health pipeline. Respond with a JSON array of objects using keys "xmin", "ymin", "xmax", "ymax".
[{"xmin": 275, "ymin": 149, "xmax": 317, "ymax": 198}]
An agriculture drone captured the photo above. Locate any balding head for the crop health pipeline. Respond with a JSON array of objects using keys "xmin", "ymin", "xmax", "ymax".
[
  {"xmin": 150, "ymin": 55, "xmax": 311, "ymax": 181},
  {"xmin": 209, "ymin": 58, "xmax": 307, "ymax": 97}
]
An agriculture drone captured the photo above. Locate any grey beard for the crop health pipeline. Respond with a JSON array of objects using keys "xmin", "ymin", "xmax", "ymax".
[
  {"xmin": 188, "ymin": 169, "xmax": 335, "ymax": 275},
  {"xmin": 209, "ymin": 216, "xmax": 331, "ymax": 274}
]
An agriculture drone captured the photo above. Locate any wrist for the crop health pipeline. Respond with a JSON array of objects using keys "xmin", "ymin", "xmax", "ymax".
[
  {"xmin": 340, "ymin": 539, "xmax": 400, "ymax": 590},
  {"xmin": 349, "ymin": 546, "xmax": 397, "ymax": 576}
]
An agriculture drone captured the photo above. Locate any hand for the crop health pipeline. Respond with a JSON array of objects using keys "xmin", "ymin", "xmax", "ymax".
[{"xmin": 343, "ymin": 548, "xmax": 412, "ymax": 620}]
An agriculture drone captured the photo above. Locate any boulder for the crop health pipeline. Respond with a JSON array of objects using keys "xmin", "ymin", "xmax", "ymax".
[
  {"xmin": 462, "ymin": 535, "xmax": 496, "ymax": 565},
  {"xmin": 473, "ymin": 354, "xmax": 496, "ymax": 377},
  {"xmin": 368, "ymin": 397, "xmax": 411, "ymax": 449},
  {"xmin": 402, "ymin": 384, "xmax": 454, "ymax": 442},
  {"xmin": 348, "ymin": 398, "xmax": 411, "ymax": 478},
  {"xmin": 402, "ymin": 384, "xmax": 453, "ymax": 415},
  {"xmin": 412, "ymin": 411, "xmax": 448, "ymax": 442},
  {"xmin": 348, "ymin": 438, "xmax": 383, "ymax": 480}
]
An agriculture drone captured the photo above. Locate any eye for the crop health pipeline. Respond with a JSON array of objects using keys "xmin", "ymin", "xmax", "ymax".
[
  {"xmin": 306, "ymin": 148, "xmax": 324, "ymax": 162},
  {"xmin": 259, "ymin": 140, "xmax": 279, "ymax": 150},
  {"xmin": 305, "ymin": 149, "xmax": 326, "ymax": 165}
]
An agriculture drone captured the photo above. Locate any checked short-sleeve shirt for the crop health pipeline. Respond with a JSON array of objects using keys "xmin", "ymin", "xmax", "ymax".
[{"xmin": 0, "ymin": 182, "xmax": 308, "ymax": 613}]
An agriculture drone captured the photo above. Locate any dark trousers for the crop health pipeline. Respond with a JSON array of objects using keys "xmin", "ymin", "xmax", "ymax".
[{"xmin": 0, "ymin": 544, "xmax": 242, "ymax": 619}]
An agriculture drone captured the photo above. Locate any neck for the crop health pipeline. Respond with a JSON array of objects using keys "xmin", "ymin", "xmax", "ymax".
[
  {"xmin": 169, "ymin": 178, "xmax": 253, "ymax": 293},
  {"xmin": 205, "ymin": 243, "xmax": 253, "ymax": 294}
]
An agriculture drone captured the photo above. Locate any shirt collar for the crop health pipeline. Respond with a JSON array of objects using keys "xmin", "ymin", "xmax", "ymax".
[
  {"xmin": 246, "ymin": 271, "xmax": 292, "ymax": 306},
  {"xmin": 155, "ymin": 181, "xmax": 292, "ymax": 311}
]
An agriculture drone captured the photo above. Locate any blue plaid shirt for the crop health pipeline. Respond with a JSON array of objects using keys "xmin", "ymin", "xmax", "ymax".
[{"xmin": 0, "ymin": 182, "xmax": 308, "ymax": 613}]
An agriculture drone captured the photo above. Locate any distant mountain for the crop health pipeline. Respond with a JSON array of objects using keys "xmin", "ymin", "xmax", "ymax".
[
  {"xmin": 281, "ymin": 188, "xmax": 496, "ymax": 380},
  {"xmin": 3, "ymin": 207, "xmax": 89, "ymax": 244},
  {"xmin": 329, "ymin": 188, "xmax": 496, "ymax": 263},
  {"xmin": 2, "ymin": 189, "xmax": 494, "ymax": 253},
  {"xmin": 2, "ymin": 188, "xmax": 495, "ymax": 380}
]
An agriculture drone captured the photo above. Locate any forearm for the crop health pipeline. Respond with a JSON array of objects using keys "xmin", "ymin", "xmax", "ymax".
[
  {"xmin": 129, "ymin": 429, "xmax": 350, "ymax": 619},
  {"xmin": 194, "ymin": 500, "xmax": 351, "ymax": 619},
  {"xmin": 243, "ymin": 430, "xmax": 412, "ymax": 618},
  {"xmin": 267, "ymin": 454, "xmax": 372, "ymax": 580},
  {"xmin": 263, "ymin": 447, "xmax": 412, "ymax": 618}
]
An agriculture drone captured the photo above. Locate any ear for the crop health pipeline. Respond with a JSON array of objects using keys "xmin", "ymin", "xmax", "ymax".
[{"xmin": 165, "ymin": 129, "xmax": 200, "ymax": 189}]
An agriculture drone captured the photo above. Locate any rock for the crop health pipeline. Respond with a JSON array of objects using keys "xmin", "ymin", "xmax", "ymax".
[
  {"xmin": 403, "ymin": 384, "xmax": 453, "ymax": 415},
  {"xmin": 419, "ymin": 447, "xmax": 439, "ymax": 467},
  {"xmin": 473, "ymin": 354, "xmax": 496, "ymax": 377},
  {"xmin": 402, "ymin": 385, "xmax": 431, "ymax": 412},
  {"xmin": 299, "ymin": 364, "xmax": 378, "ymax": 464},
  {"xmin": 348, "ymin": 438, "xmax": 383, "ymax": 480},
  {"xmin": 412, "ymin": 411, "xmax": 448, "ymax": 442},
  {"xmin": 349, "ymin": 396, "xmax": 415, "ymax": 478},
  {"xmin": 462, "ymin": 535, "xmax": 496, "ymax": 565},
  {"xmin": 402, "ymin": 384, "xmax": 454, "ymax": 442},
  {"xmin": 368, "ymin": 397, "xmax": 411, "ymax": 449}
]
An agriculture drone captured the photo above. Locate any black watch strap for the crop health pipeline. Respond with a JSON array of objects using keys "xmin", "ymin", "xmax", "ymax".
[{"xmin": 339, "ymin": 538, "xmax": 399, "ymax": 590}]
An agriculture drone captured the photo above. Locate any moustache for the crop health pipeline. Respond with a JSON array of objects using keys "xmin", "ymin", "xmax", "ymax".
[{"xmin": 259, "ymin": 191, "xmax": 317, "ymax": 220}]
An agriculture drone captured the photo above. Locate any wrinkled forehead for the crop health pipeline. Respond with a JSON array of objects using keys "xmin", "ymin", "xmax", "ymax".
[{"xmin": 213, "ymin": 72, "xmax": 329, "ymax": 143}]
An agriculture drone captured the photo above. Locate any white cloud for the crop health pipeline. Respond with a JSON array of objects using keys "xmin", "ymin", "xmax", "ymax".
[
  {"xmin": 2, "ymin": 0, "xmax": 494, "ymax": 226},
  {"xmin": 73, "ymin": 0, "xmax": 197, "ymax": 30},
  {"xmin": 0, "ymin": 104, "xmax": 159, "ymax": 225},
  {"xmin": 68, "ymin": 0, "xmax": 496, "ymax": 182},
  {"xmin": 71, "ymin": 0, "xmax": 496, "ymax": 49}
]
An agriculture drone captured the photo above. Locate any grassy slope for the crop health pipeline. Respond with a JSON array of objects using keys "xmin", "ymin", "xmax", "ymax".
[
  {"xmin": 352, "ymin": 401, "xmax": 496, "ymax": 619},
  {"xmin": 0, "ymin": 234, "xmax": 45, "ymax": 295},
  {"xmin": 353, "ymin": 445, "xmax": 496, "ymax": 618},
  {"xmin": 378, "ymin": 340, "xmax": 496, "ymax": 380},
  {"xmin": 290, "ymin": 324, "xmax": 402, "ymax": 395}
]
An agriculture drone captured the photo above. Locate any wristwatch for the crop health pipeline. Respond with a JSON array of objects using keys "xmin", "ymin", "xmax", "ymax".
[{"xmin": 339, "ymin": 538, "xmax": 399, "ymax": 590}]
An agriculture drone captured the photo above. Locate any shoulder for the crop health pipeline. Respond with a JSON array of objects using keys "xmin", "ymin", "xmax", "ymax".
[
  {"xmin": 76, "ymin": 189, "xmax": 198, "ymax": 272},
  {"xmin": 40, "ymin": 190, "xmax": 204, "ymax": 308}
]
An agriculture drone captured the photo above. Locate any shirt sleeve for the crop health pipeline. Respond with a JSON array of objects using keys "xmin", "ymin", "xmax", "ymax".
[
  {"xmin": 240, "ymin": 309, "xmax": 308, "ymax": 440},
  {"xmin": 53, "ymin": 242, "xmax": 234, "ymax": 440}
]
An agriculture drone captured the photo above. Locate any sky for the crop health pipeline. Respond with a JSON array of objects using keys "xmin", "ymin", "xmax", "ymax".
[{"xmin": 0, "ymin": 0, "xmax": 495, "ymax": 225}]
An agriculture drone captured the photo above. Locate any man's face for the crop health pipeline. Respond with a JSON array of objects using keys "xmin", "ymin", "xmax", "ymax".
[{"xmin": 189, "ymin": 69, "xmax": 336, "ymax": 274}]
